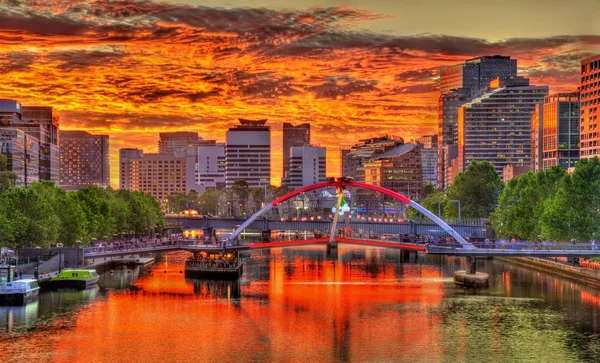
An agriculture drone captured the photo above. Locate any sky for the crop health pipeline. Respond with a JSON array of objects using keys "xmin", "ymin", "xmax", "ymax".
[{"xmin": 0, "ymin": 0, "xmax": 599, "ymax": 187}]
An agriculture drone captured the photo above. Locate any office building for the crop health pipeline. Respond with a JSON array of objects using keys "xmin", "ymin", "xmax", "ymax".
[
  {"xmin": 225, "ymin": 119, "xmax": 271, "ymax": 188},
  {"xmin": 59, "ymin": 131, "xmax": 109, "ymax": 188},
  {"xmin": 534, "ymin": 92, "xmax": 580, "ymax": 170},
  {"xmin": 0, "ymin": 100, "xmax": 59, "ymax": 183},
  {"xmin": 342, "ymin": 135, "xmax": 404, "ymax": 181},
  {"xmin": 418, "ymin": 135, "xmax": 438, "ymax": 188},
  {"xmin": 580, "ymin": 54, "xmax": 600, "ymax": 158},
  {"xmin": 440, "ymin": 55, "xmax": 518, "ymax": 98},
  {"xmin": 20, "ymin": 106, "xmax": 60, "ymax": 182},
  {"xmin": 443, "ymin": 144, "xmax": 459, "ymax": 187},
  {"xmin": 502, "ymin": 165, "xmax": 530, "ymax": 182},
  {"xmin": 158, "ymin": 132, "xmax": 203, "ymax": 154},
  {"xmin": 285, "ymin": 146, "xmax": 326, "ymax": 189},
  {"xmin": 282, "ymin": 123, "xmax": 310, "ymax": 180},
  {"xmin": 531, "ymin": 103, "xmax": 543, "ymax": 171},
  {"xmin": 363, "ymin": 143, "xmax": 423, "ymax": 200},
  {"xmin": 438, "ymin": 56, "xmax": 518, "ymax": 188},
  {"xmin": 458, "ymin": 76, "xmax": 548, "ymax": 175},
  {"xmin": 0, "ymin": 128, "xmax": 39, "ymax": 186},
  {"xmin": 125, "ymin": 151, "xmax": 197, "ymax": 201},
  {"xmin": 119, "ymin": 148, "xmax": 144, "ymax": 189},
  {"xmin": 198, "ymin": 141, "xmax": 225, "ymax": 190}
]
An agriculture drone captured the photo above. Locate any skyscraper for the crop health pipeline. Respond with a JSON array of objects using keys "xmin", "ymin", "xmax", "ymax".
[
  {"xmin": 363, "ymin": 143, "xmax": 423, "ymax": 200},
  {"xmin": 540, "ymin": 92, "xmax": 580, "ymax": 170},
  {"xmin": 286, "ymin": 146, "xmax": 326, "ymax": 189},
  {"xmin": 417, "ymin": 135, "xmax": 438, "ymax": 188},
  {"xmin": 438, "ymin": 56, "xmax": 518, "ymax": 188},
  {"xmin": 531, "ymin": 103, "xmax": 544, "ymax": 172},
  {"xmin": 198, "ymin": 140, "xmax": 226, "ymax": 190},
  {"xmin": 0, "ymin": 100, "xmax": 59, "ymax": 183},
  {"xmin": 225, "ymin": 119, "xmax": 271, "ymax": 188},
  {"xmin": 119, "ymin": 148, "xmax": 143, "ymax": 189},
  {"xmin": 282, "ymin": 123, "xmax": 310, "ymax": 180},
  {"xmin": 59, "ymin": 131, "xmax": 109, "ymax": 188},
  {"xmin": 342, "ymin": 136, "xmax": 404, "ymax": 181},
  {"xmin": 20, "ymin": 106, "xmax": 60, "ymax": 182},
  {"xmin": 580, "ymin": 54, "xmax": 600, "ymax": 159},
  {"xmin": 0, "ymin": 128, "xmax": 39, "ymax": 186},
  {"xmin": 158, "ymin": 132, "xmax": 203, "ymax": 154},
  {"xmin": 458, "ymin": 76, "xmax": 548, "ymax": 175}
]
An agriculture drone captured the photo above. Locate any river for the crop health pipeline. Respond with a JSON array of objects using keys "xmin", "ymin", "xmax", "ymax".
[{"xmin": 2, "ymin": 246, "xmax": 600, "ymax": 362}]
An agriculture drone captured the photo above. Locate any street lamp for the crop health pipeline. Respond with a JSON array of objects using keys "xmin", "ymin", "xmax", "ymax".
[
  {"xmin": 449, "ymin": 200, "xmax": 461, "ymax": 222},
  {"xmin": 432, "ymin": 200, "xmax": 442, "ymax": 217}
]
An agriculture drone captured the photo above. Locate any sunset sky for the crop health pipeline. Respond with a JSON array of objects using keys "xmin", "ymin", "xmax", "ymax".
[{"xmin": 1, "ymin": 0, "xmax": 599, "ymax": 187}]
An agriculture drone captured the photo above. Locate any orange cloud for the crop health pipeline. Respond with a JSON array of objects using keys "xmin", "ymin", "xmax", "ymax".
[{"xmin": 0, "ymin": 0, "xmax": 598, "ymax": 187}]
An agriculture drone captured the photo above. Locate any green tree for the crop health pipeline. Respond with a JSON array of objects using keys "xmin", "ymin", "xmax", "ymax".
[
  {"xmin": 541, "ymin": 158, "xmax": 600, "ymax": 242},
  {"xmin": 491, "ymin": 167, "xmax": 565, "ymax": 240},
  {"xmin": 73, "ymin": 187, "xmax": 119, "ymax": 240},
  {"xmin": 445, "ymin": 161, "xmax": 504, "ymax": 219},
  {"xmin": 406, "ymin": 190, "xmax": 446, "ymax": 221},
  {"xmin": 0, "ymin": 153, "xmax": 17, "ymax": 192}
]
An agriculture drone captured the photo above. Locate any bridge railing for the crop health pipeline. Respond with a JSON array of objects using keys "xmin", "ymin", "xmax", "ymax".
[{"xmin": 82, "ymin": 239, "xmax": 198, "ymax": 256}]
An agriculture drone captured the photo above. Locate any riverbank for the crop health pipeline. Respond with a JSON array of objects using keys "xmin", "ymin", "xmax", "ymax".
[{"xmin": 497, "ymin": 257, "xmax": 600, "ymax": 288}]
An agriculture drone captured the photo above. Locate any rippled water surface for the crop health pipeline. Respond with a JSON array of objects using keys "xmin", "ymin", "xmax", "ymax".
[{"xmin": 2, "ymin": 247, "xmax": 600, "ymax": 362}]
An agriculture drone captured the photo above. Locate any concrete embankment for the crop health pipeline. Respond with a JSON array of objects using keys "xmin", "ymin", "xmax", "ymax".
[{"xmin": 498, "ymin": 257, "xmax": 600, "ymax": 288}]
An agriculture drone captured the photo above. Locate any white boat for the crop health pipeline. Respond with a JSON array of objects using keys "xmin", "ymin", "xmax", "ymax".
[{"xmin": 0, "ymin": 279, "xmax": 40, "ymax": 305}]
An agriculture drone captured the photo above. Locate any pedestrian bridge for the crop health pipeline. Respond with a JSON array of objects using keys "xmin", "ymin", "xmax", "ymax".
[{"xmin": 81, "ymin": 238, "xmax": 600, "ymax": 260}]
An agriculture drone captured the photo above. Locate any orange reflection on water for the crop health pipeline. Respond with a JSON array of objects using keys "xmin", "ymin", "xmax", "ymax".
[{"xmin": 38, "ymin": 248, "xmax": 446, "ymax": 362}]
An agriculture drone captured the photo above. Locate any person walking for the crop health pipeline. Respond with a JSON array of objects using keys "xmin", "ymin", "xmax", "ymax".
[{"xmin": 592, "ymin": 239, "xmax": 597, "ymax": 251}]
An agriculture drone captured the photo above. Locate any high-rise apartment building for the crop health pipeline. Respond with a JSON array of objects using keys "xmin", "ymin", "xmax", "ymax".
[
  {"xmin": 532, "ymin": 92, "xmax": 580, "ymax": 170},
  {"xmin": 59, "ymin": 131, "xmax": 110, "ymax": 188},
  {"xmin": 438, "ymin": 56, "xmax": 517, "ymax": 188},
  {"xmin": 198, "ymin": 141, "xmax": 225, "ymax": 190},
  {"xmin": 437, "ymin": 88, "xmax": 470, "ymax": 188},
  {"xmin": 124, "ymin": 151, "xmax": 196, "ymax": 201},
  {"xmin": 580, "ymin": 54, "xmax": 600, "ymax": 159},
  {"xmin": 458, "ymin": 76, "xmax": 548, "ymax": 175},
  {"xmin": 282, "ymin": 123, "xmax": 310, "ymax": 180},
  {"xmin": 119, "ymin": 148, "xmax": 144, "ymax": 189},
  {"xmin": 417, "ymin": 135, "xmax": 438, "ymax": 188},
  {"xmin": 285, "ymin": 146, "xmax": 326, "ymax": 189},
  {"xmin": 20, "ymin": 106, "xmax": 60, "ymax": 182},
  {"xmin": 341, "ymin": 136, "xmax": 404, "ymax": 181},
  {"xmin": 363, "ymin": 143, "xmax": 423, "ymax": 200},
  {"xmin": 0, "ymin": 128, "xmax": 39, "ymax": 186},
  {"xmin": 225, "ymin": 119, "xmax": 271, "ymax": 188}
]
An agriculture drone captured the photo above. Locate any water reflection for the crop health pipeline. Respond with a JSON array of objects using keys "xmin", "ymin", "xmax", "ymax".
[
  {"xmin": 3, "ymin": 248, "xmax": 600, "ymax": 362},
  {"xmin": 0, "ymin": 301, "xmax": 39, "ymax": 333}
]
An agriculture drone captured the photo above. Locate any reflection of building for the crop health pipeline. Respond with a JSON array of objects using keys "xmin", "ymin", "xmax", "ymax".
[
  {"xmin": 285, "ymin": 146, "xmax": 326, "ymax": 189},
  {"xmin": 533, "ymin": 92, "xmax": 580, "ymax": 170},
  {"xmin": 124, "ymin": 150, "xmax": 197, "ymax": 200},
  {"xmin": 0, "ymin": 128, "xmax": 39, "ymax": 186},
  {"xmin": 282, "ymin": 123, "xmax": 310, "ymax": 181},
  {"xmin": 225, "ymin": 119, "xmax": 271, "ymax": 188},
  {"xmin": 417, "ymin": 135, "xmax": 438, "ymax": 188},
  {"xmin": 198, "ymin": 141, "xmax": 225, "ymax": 190},
  {"xmin": 580, "ymin": 55, "xmax": 600, "ymax": 159},
  {"xmin": 364, "ymin": 143, "xmax": 423, "ymax": 200},
  {"xmin": 342, "ymin": 136, "xmax": 404, "ymax": 181},
  {"xmin": 119, "ymin": 148, "xmax": 143, "ymax": 189},
  {"xmin": 59, "ymin": 131, "xmax": 110, "ymax": 188},
  {"xmin": 458, "ymin": 76, "xmax": 548, "ymax": 175},
  {"xmin": 438, "ymin": 56, "xmax": 517, "ymax": 189}
]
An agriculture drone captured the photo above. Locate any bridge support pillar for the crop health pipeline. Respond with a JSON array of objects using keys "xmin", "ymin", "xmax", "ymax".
[
  {"xmin": 326, "ymin": 243, "xmax": 338, "ymax": 260},
  {"xmin": 261, "ymin": 229, "xmax": 271, "ymax": 242},
  {"xmin": 454, "ymin": 256, "xmax": 489, "ymax": 288}
]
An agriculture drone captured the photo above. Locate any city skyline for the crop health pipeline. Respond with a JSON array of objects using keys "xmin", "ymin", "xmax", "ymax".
[{"xmin": 1, "ymin": 0, "xmax": 600, "ymax": 186}]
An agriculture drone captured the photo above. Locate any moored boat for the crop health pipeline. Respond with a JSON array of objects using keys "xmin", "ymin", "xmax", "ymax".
[
  {"xmin": 49, "ymin": 269, "xmax": 100, "ymax": 290},
  {"xmin": 185, "ymin": 251, "xmax": 243, "ymax": 280},
  {"xmin": 0, "ymin": 279, "xmax": 40, "ymax": 305}
]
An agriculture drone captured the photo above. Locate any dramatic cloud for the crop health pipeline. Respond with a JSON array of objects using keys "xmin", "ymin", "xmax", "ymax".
[{"xmin": 0, "ymin": 0, "xmax": 598, "ymax": 185}]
